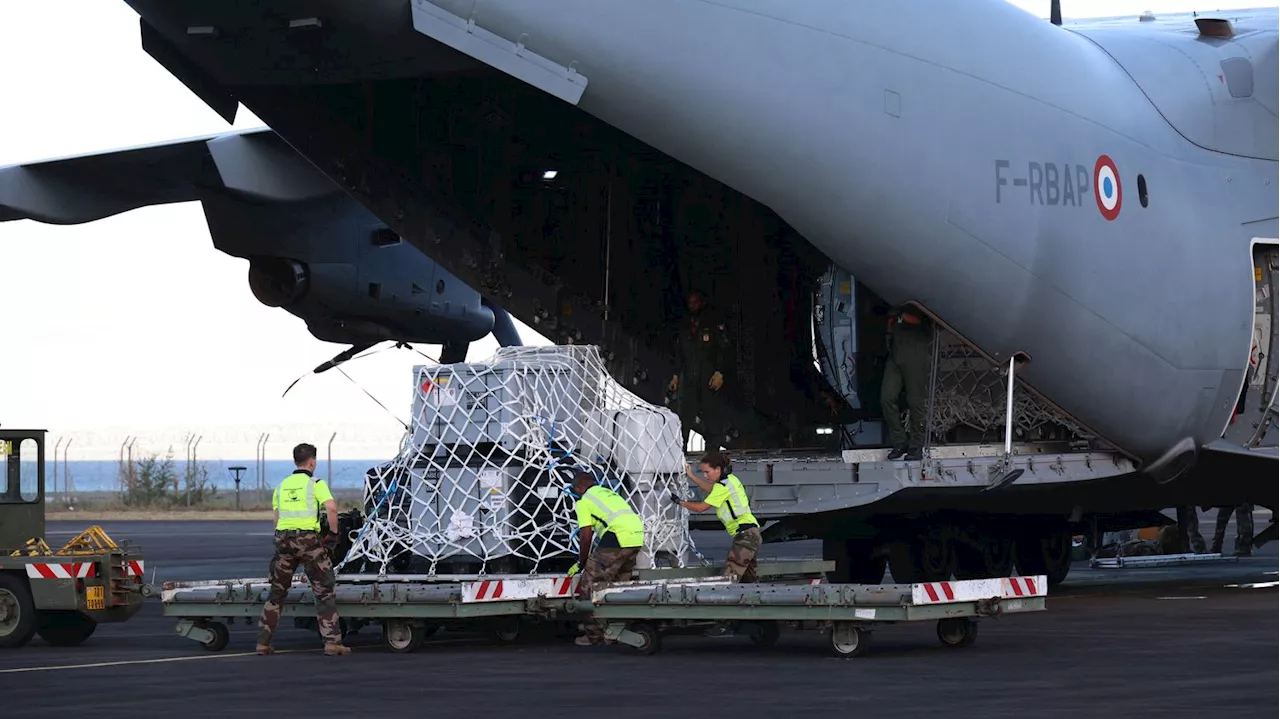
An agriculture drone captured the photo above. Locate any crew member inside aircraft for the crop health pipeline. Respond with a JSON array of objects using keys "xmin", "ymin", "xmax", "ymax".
[
  {"xmin": 880, "ymin": 304, "xmax": 932, "ymax": 461},
  {"xmin": 565, "ymin": 470, "xmax": 645, "ymax": 646},
  {"xmin": 669, "ymin": 290, "xmax": 733, "ymax": 449}
]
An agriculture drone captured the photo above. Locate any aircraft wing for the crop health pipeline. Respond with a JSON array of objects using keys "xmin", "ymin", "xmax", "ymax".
[{"xmin": 0, "ymin": 127, "xmax": 337, "ymax": 225}]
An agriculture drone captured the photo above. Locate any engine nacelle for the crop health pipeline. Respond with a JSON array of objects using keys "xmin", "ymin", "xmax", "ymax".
[
  {"xmin": 247, "ymin": 257, "xmax": 309, "ymax": 308},
  {"xmin": 204, "ymin": 194, "xmax": 498, "ymax": 348}
]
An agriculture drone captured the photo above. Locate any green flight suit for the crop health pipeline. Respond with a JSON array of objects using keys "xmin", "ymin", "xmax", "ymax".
[
  {"xmin": 674, "ymin": 310, "xmax": 732, "ymax": 444},
  {"xmin": 880, "ymin": 317, "xmax": 932, "ymax": 450}
]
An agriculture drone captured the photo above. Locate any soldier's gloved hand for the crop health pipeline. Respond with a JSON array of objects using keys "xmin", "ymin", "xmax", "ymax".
[
  {"xmin": 708, "ymin": 371, "xmax": 724, "ymax": 391},
  {"xmin": 670, "ymin": 492, "xmax": 683, "ymax": 506},
  {"xmin": 322, "ymin": 534, "xmax": 339, "ymax": 550},
  {"xmin": 668, "ymin": 375, "xmax": 679, "ymax": 392},
  {"xmin": 567, "ymin": 562, "xmax": 580, "ymax": 577}
]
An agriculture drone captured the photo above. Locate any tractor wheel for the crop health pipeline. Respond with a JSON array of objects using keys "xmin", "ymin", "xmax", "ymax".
[
  {"xmin": 0, "ymin": 574, "xmax": 38, "ymax": 649},
  {"xmin": 37, "ymin": 612, "xmax": 98, "ymax": 647}
]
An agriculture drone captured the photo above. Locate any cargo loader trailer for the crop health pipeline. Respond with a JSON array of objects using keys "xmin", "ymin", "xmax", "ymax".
[{"xmin": 161, "ymin": 571, "xmax": 1047, "ymax": 658}]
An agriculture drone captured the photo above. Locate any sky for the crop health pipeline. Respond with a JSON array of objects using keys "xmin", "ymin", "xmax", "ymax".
[{"xmin": 0, "ymin": 0, "xmax": 1275, "ymax": 460}]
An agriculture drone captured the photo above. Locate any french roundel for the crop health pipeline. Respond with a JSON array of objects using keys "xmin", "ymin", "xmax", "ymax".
[{"xmin": 1094, "ymin": 155, "xmax": 1122, "ymax": 221}]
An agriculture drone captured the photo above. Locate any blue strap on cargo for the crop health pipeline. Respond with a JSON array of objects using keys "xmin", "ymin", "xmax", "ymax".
[{"xmin": 335, "ymin": 475, "xmax": 400, "ymax": 571}]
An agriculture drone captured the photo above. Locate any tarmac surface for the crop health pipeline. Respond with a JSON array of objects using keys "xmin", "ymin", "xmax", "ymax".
[{"xmin": 2, "ymin": 516, "xmax": 1276, "ymax": 717}]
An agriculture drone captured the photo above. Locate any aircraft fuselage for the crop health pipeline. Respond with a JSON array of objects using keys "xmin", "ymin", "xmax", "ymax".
[{"xmin": 120, "ymin": 0, "xmax": 1278, "ymax": 470}]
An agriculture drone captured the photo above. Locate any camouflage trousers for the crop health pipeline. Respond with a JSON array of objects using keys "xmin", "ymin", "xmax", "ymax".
[
  {"xmin": 575, "ymin": 547, "xmax": 639, "ymax": 643},
  {"xmin": 256, "ymin": 530, "xmax": 341, "ymax": 646},
  {"xmin": 1176, "ymin": 506, "xmax": 1207, "ymax": 554},
  {"xmin": 722, "ymin": 527, "xmax": 761, "ymax": 582},
  {"xmin": 1211, "ymin": 504, "xmax": 1255, "ymax": 555}
]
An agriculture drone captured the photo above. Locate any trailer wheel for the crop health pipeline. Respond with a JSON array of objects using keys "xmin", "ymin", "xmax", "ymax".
[
  {"xmin": 492, "ymin": 616, "xmax": 522, "ymax": 643},
  {"xmin": 200, "ymin": 621, "xmax": 230, "ymax": 652},
  {"xmin": 748, "ymin": 621, "xmax": 781, "ymax": 648},
  {"xmin": 626, "ymin": 621, "xmax": 662, "ymax": 656},
  {"xmin": 383, "ymin": 619, "xmax": 427, "ymax": 653},
  {"xmin": 0, "ymin": 574, "xmax": 38, "ymax": 649},
  {"xmin": 829, "ymin": 622, "xmax": 871, "ymax": 658},
  {"xmin": 36, "ymin": 612, "xmax": 98, "ymax": 647},
  {"xmin": 936, "ymin": 618, "xmax": 978, "ymax": 648}
]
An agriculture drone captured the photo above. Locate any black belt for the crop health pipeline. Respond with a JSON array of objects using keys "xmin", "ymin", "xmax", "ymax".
[{"xmin": 735, "ymin": 524, "xmax": 759, "ymax": 534}]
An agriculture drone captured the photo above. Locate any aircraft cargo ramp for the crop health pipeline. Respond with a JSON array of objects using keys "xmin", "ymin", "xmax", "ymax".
[{"xmin": 695, "ymin": 441, "xmax": 1137, "ymax": 527}]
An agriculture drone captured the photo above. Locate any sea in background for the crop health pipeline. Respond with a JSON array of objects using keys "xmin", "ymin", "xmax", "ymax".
[{"xmin": 44, "ymin": 459, "xmax": 385, "ymax": 494}]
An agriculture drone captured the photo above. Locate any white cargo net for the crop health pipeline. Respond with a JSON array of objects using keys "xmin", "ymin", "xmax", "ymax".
[{"xmin": 339, "ymin": 345, "xmax": 696, "ymax": 575}]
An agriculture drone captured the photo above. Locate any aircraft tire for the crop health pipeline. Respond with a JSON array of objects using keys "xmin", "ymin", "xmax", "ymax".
[
  {"xmin": 823, "ymin": 539, "xmax": 887, "ymax": 584},
  {"xmin": 1014, "ymin": 531, "xmax": 1072, "ymax": 586},
  {"xmin": 889, "ymin": 533, "xmax": 956, "ymax": 583},
  {"xmin": 954, "ymin": 531, "xmax": 1015, "ymax": 580}
]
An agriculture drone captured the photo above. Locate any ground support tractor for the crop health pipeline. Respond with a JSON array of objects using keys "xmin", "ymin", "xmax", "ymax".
[{"xmin": 0, "ymin": 429, "xmax": 153, "ymax": 648}]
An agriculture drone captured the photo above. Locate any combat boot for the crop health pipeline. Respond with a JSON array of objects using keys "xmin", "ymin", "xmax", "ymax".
[
  {"xmin": 324, "ymin": 642, "xmax": 351, "ymax": 656},
  {"xmin": 256, "ymin": 644, "xmax": 275, "ymax": 655}
]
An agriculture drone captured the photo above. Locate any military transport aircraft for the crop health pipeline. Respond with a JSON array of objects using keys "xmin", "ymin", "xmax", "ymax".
[{"xmin": 2, "ymin": 1, "xmax": 1276, "ymax": 522}]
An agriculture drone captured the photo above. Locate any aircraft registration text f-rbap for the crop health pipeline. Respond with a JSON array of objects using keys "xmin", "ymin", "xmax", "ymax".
[{"xmin": 994, "ymin": 159, "xmax": 1096, "ymax": 209}]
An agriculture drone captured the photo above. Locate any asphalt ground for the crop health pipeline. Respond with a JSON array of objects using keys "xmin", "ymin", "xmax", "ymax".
[{"xmin": 1, "ymin": 516, "xmax": 1276, "ymax": 717}]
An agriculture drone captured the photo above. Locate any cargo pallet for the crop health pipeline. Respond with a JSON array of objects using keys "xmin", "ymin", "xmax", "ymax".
[{"xmin": 161, "ymin": 567, "xmax": 1048, "ymax": 658}]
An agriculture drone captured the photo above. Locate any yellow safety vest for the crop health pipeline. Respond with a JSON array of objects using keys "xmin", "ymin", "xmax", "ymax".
[
  {"xmin": 577, "ymin": 485, "xmax": 645, "ymax": 548},
  {"xmin": 714, "ymin": 474, "xmax": 759, "ymax": 536},
  {"xmin": 274, "ymin": 472, "xmax": 324, "ymax": 531}
]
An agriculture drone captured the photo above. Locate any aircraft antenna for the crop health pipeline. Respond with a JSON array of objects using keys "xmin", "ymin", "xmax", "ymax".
[{"xmin": 1050, "ymin": 0, "xmax": 1062, "ymax": 25}]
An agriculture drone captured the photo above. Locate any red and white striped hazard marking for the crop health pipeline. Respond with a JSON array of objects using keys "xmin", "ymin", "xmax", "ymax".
[
  {"xmin": 911, "ymin": 575, "xmax": 1048, "ymax": 605},
  {"xmin": 461, "ymin": 576, "xmax": 579, "ymax": 603},
  {"xmin": 472, "ymin": 579, "xmax": 505, "ymax": 601},
  {"xmin": 25, "ymin": 562, "xmax": 96, "ymax": 579},
  {"xmin": 1001, "ymin": 576, "xmax": 1044, "ymax": 598},
  {"xmin": 24, "ymin": 559, "xmax": 145, "ymax": 580},
  {"xmin": 916, "ymin": 580, "xmax": 960, "ymax": 603}
]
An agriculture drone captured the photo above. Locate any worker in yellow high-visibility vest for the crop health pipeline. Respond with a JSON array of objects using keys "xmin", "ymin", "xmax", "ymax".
[
  {"xmin": 255, "ymin": 442, "xmax": 350, "ymax": 657},
  {"xmin": 673, "ymin": 451, "xmax": 761, "ymax": 582},
  {"xmin": 566, "ymin": 470, "xmax": 645, "ymax": 646},
  {"xmin": 673, "ymin": 450, "xmax": 762, "ymax": 637}
]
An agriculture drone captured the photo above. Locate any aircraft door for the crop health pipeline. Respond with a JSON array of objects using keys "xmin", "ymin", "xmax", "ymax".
[
  {"xmin": 813, "ymin": 264, "xmax": 884, "ymax": 446},
  {"xmin": 814, "ymin": 265, "xmax": 860, "ymax": 412},
  {"xmin": 1225, "ymin": 241, "xmax": 1279, "ymax": 448}
]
